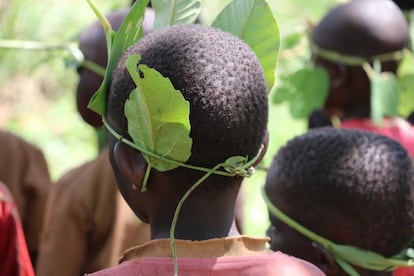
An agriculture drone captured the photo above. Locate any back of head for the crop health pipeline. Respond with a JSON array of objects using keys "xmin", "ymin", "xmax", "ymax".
[
  {"xmin": 266, "ymin": 127, "xmax": 414, "ymax": 257},
  {"xmin": 311, "ymin": 0, "xmax": 409, "ymax": 119},
  {"xmin": 312, "ymin": 0, "xmax": 409, "ymax": 58},
  {"xmin": 108, "ymin": 24, "xmax": 268, "ymax": 190}
]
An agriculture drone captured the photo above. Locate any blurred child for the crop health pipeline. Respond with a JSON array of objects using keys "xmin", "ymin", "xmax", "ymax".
[
  {"xmin": 309, "ymin": 0, "xmax": 414, "ymax": 156},
  {"xmin": 35, "ymin": 9, "xmax": 153, "ymax": 276},
  {"xmin": 264, "ymin": 127, "xmax": 414, "ymax": 275},
  {"xmin": 0, "ymin": 130, "xmax": 51, "ymax": 266}
]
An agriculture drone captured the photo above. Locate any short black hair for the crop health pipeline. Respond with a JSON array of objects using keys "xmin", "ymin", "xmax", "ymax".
[
  {"xmin": 266, "ymin": 127, "xmax": 414, "ymax": 256},
  {"xmin": 108, "ymin": 24, "xmax": 268, "ymax": 193},
  {"xmin": 307, "ymin": 109, "xmax": 332, "ymax": 129}
]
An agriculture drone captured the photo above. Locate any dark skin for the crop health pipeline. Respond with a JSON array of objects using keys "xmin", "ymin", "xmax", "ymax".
[
  {"xmin": 109, "ymin": 132, "xmax": 268, "ymax": 240},
  {"xmin": 265, "ymin": 171, "xmax": 391, "ymax": 276},
  {"xmin": 77, "ymin": 8, "xmax": 155, "ymax": 128},
  {"xmin": 269, "ymin": 1, "xmax": 408, "ymax": 274},
  {"xmin": 311, "ymin": 0, "xmax": 409, "ymax": 120},
  {"xmin": 77, "ymin": 9, "xmax": 130, "ymax": 128},
  {"xmin": 78, "ymin": 9, "xmax": 248, "ymax": 232}
]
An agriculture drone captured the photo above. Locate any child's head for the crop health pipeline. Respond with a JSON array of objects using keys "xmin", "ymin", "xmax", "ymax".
[
  {"xmin": 265, "ymin": 127, "xmax": 414, "ymax": 275},
  {"xmin": 77, "ymin": 8, "xmax": 154, "ymax": 127},
  {"xmin": 106, "ymin": 24, "xmax": 268, "ymax": 233},
  {"xmin": 311, "ymin": 0, "xmax": 409, "ymax": 119}
]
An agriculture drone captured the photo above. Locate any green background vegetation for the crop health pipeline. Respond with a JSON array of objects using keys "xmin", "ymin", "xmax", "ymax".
[{"xmin": 0, "ymin": 0, "xmax": 345, "ymax": 237}]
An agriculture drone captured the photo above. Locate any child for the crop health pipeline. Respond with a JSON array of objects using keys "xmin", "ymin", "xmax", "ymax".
[
  {"xmin": 35, "ymin": 9, "xmax": 153, "ymax": 276},
  {"xmin": 0, "ymin": 130, "xmax": 51, "ymax": 267},
  {"xmin": 264, "ymin": 127, "xmax": 414, "ymax": 275},
  {"xmin": 88, "ymin": 24, "xmax": 323, "ymax": 275},
  {"xmin": 309, "ymin": 0, "xmax": 414, "ymax": 156}
]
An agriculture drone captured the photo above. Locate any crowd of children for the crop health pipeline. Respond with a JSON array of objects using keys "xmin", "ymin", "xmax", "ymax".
[{"xmin": 2, "ymin": 0, "xmax": 414, "ymax": 275}]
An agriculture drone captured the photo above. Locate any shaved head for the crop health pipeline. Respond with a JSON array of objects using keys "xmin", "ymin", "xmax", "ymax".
[{"xmin": 312, "ymin": 0, "xmax": 409, "ymax": 57}]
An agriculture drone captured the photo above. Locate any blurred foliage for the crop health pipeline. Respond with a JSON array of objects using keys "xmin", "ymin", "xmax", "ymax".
[{"xmin": 0, "ymin": 0, "xmax": 130, "ymax": 180}]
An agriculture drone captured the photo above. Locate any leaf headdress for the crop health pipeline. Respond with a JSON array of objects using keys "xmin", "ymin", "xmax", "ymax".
[
  {"xmin": 85, "ymin": 0, "xmax": 279, "ymax": 275},
  {"xmin": 262, "ymin": 187, "xmax": 414, "ymax": 276}
]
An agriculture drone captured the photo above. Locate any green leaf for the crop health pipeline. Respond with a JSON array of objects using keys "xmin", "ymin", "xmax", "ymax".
[
  {"xmin": 397, "ymin": 74, "xmax": 414, "ymax": 117},
  {"xmin": 286, "ymin": 66, "xmax": 329, "ymax": 118},
  {"xmin": 335, "ymin": 258, "xmax": 359, "ymax": 276},
  {"xmin": 396, "ymin": 51, "xmax": 414, "ymax": 118},
  {"xmin": 272, "ymin": 84, "xmax": 292, "ymax": 104},
  {"xmin": 328, "ymin": 243, "xmax": 398, "ymax": 272},
  {"xmin": 397, "ymin": 50, "xmax": 414, "ymax": 77},
  {"xmin": 212, "ymin": 0, "xmax": 280, "ymax": 91},
  {"xmin": 371, "ymin": 71, "xmax": 399, "ymax": 126},
  {"xmin": 125, "ymin": 54, "xmax": 192, "ymax": 172},
  {"xmin": 88, "ymin": 0, "xmax": 149, "ymax": 115},
  {"xmin": 152, "ymin": 0, "xmax": 201, "ymax": 29}
]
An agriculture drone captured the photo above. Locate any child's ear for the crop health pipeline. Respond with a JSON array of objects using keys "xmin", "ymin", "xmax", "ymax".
[
  {"xmin": 252, "ymin": 129, "xmax": 269, "ymax": 167},
  {"xmin": 311, "ymin": 242, "xmax": 341, "ymax": 275},
  {"xmin": 113, "ymin": 141, "xmax": 147, "ymax": 190}
]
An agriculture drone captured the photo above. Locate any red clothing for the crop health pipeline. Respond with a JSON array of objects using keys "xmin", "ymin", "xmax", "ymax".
[
  {"xmin": 87, "ymin": 236, "xmax": 324, "ymax": 276},
  {"xmin": 0, "ymin": 182, "xmax": 34, "ymax": 276},
  {"xmin": 395, "ymin": 267, "xmax": 414, "ymax": 276},
  {"xmin": 339, "ymin": 118, "xmax": 414, "ymax": 157}
]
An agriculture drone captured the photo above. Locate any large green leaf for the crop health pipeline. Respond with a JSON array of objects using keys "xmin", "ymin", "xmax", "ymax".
[
  {"xmin": 283, "ymin": 66, "xmax": 328, "ymax": 118},
  {"xmin": 397, "ymin": 50, "xmax": 414, "ymax": 117},
  {"xmin": 87, "ymin": 0, "xmax": 149, "ymax": 115},
  {"xmin": 212, "ymin": 0, "xmax": 280, "ymax": 90},
  {"xmin": 398, "ymin": 74, "xmax": 414, "ymax": 117},
  {"xmin": 371, "ymin": 71, "xmax": 399, "ymax": 126},
  {"xmin": 152, "ymin": 0, "xmax": 201, "ymax": 29},
  {"xmin": 125, "ymin": 54, "xmax": 192, "ymax": 172}
]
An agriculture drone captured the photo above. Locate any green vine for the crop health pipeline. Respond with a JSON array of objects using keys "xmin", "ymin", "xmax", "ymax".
[{"xmin": 262, "ymin": 187, "xmax": 414, "ymax": 275}]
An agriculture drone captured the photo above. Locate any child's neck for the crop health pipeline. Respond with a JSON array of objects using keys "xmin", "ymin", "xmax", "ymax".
[{"xmin": 149, "ymin": 195, "xmax": 240, "ymax": 240}]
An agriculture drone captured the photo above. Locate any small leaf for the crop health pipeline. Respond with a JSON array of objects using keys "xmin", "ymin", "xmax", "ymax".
[
  {"xmin": 285, "ymin": 66, "xmax": 329, "ymax": 118},
  {"xmin": 88, "ymin": 0, "xmax": 149, "ymax": 115},
  {"xmin": 397, "ymin": 74, "xmax": 414, "ymax": 117},
  {"xmin": 397, "ymin": 50, "xmax": 414, "ymax": 77},
  {"xmin": 328, "ymin": 243, "xmax": 401, "ymax": 272},
  {"xmin": 152, "ymin": 0, "xmax": 201, "ymax": 29},
  {"xmin": 371, "ymin": 71, "xmax": 399, "ymax": 126},
  {"xmin": 407, "ymin": 248, "xmax": 414, "ymax": 259},
  {"xmin": 335, "ymin": 258, "xmax": 359, "ymax": 276},
  {"xmin": 125, "ymin": 54, "xmax": 192, "ymax": 172},
  {"xmin": 224, "ymin": 156, "xmax": 248, "ymax": 172},
  {"xmin": 397, "ymin": 51, "xmax": 414, "ymax": 117},
  {"xmin": 212, "ymin": 0, "xmax": 280, "ymax": 91}
]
